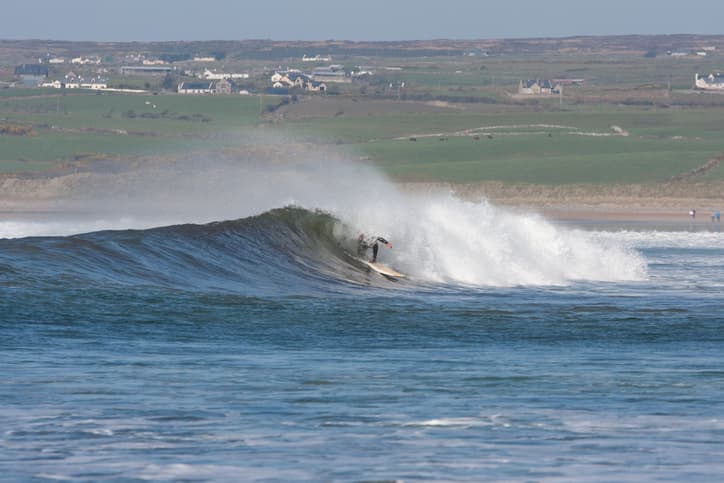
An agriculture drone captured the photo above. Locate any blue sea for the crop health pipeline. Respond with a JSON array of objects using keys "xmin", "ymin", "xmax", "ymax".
[{"xmin": 1, "ymin": 162, "xmax": 724, "ymax": 481}]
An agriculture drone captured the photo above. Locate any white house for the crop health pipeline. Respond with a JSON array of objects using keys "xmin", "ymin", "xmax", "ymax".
[
  {"xmin": 80, "ymin": 82, "xmax": 108, "ymax": 90},
  {"xmin": 307, "ymin": 81, "xmax": 327, "ymax": 93},
  {"xmin": 695, "ymin": 73, "xmax": 724, "ymax": 91},
  {"xmin": 71, "ymin": 56, "xmax": 101, "ymax": 65},
  {"xmin": 271, "ymin": 71, "xmax": 311, "ymax": 88},
  {"xmin": 178, "ymin": 81, "xmax": 215, "ymax": 94},
  {"xmin": 518, "ymin": 79, "xmax": 561, "ymax": 95},
  {"xmin": 200, "ymin": 69, "xmax": 249, "ymax": 80},
  {"xmin": 302, "ymin": 54, "xmax": 331, "ymax": 62},
  {"xmin": 270, "ymin": 70, "xmax": 326, "ymax": 92}
]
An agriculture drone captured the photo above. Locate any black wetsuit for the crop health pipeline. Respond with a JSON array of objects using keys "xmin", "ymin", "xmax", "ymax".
[{"xmin": 358, "ymin": 236, "xmax": 388, "ymax": 263}]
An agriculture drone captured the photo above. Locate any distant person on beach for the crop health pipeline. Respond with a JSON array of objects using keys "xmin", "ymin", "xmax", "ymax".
[
  {"xmin": 717, "ymin": 211, "xmax": 721, "ymax": 223},
  {"xmin": 689, "ymin": 209, "xmax": 696, "ymax": 219}
]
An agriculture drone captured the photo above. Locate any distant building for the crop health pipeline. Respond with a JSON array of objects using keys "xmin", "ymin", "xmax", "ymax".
[
  {"xmin": 695, "ymin": 73, "xmax": 724, "ymax": 91},
  {"xmin": 214, "ymin": 78, "xmax": 232, "ymax": 95},
  {"xmin": 80, "ymin": 81, "xmax": 108, "ymax": 90},
  {"xmin": 41, "ymin": 79, "xmax": 108, "ymax": 90},
  {"xmin": 122, "ymin": 66, "xmax": 176, "ymax": 75},
  {"xmin": 271, "ymin": 71, "xmax": 310, "ymax": 88},
  {"xmin": 307, "ymin": 81, "xmax": 327, "ymax": 93},
  {"xmin": 199, "ymin": 69, "xmax": 249, "ymax": 80},
  {"xmin": 178, "ymin": 81, "xmax": 215, "ymax": 94},
  {"xmin": 14, "ymin": 64, "xmax": 49, "ymax": 87},
  {"xmin": 40, "ymin": 80, "xmax": 63, "ymax": 89},
  {"xmin": 71, "ymin": 56, "xmax": 101, "ymax": 65},
  {"xmin": 311, "ymin": 66, "xmax": 349, "ymax": 83},
  {"xmin": 269, "ymin": 71, "xmax": 326, "ymax": 92},
  {"xmin": 302, "ymin": 54, "xmax": 331, "ymax": 62},
  {"xmin": 518, "ymin": 79, "xmax": 561, "ymax": 95}
]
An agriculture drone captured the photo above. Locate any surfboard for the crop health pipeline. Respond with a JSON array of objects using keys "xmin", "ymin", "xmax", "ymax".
[{"xmin": 360, "ymin": 259, "xmax": 406, "ymax": 280}]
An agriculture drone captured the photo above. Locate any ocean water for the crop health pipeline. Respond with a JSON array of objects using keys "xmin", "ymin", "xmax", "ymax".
[{"xmin": 2, "ymin": 162, "xmax": 724, "ymax": 481}]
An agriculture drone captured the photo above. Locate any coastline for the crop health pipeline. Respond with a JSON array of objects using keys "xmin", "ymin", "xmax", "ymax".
[
  {"xmin": 2, "ymin": 172, "xmax": 724, "ymax": 225},
  {"xmin": 400, "ymin": 181, "xmax": 724, "ymax": 224}
]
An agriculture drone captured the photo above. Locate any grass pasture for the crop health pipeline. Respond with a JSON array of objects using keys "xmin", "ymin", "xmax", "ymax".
[
  {"xmin": 0, "ymin": 92, "xmax": 270, "ymax": 162},
  {"xmin": 282, "ymin": 103, "xmax": 724, "ymax": 184},
  {"xmin": 2, "ymin": 46, "xmax": 724, "ymax": 186}
]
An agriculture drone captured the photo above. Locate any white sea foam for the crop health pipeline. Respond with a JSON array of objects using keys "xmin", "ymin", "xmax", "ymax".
[{"xmin": 0, "ymin": 152, "xmax": 648, "ymax": 286}]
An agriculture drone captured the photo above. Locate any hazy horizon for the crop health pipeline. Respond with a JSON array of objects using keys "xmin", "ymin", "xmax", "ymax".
[{"xmin": 1, "ymin": 0, "xmax": 722, "ymax": 43}]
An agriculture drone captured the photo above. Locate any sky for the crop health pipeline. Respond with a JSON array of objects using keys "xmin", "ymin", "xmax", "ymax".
[{"xmin": 1, "ymin": 0, "xmax": 723, "ymax": 42}]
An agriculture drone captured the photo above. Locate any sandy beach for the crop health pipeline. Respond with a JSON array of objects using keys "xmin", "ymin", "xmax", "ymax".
[
  {"xmin": 2, "ymin": 171, "xmax": 723, "ymax": 225},
  {"xmin": 398, "ymin": 181, "xmax": 724, "ymax": 224}
]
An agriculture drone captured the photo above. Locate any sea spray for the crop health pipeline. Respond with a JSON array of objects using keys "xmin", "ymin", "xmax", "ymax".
[
  {"xmin": 0, "ymin": 154, "xmax": 647, "ymax": 286},
  {"xmin": 334, "ymin": 189, "xmax": 647, "ymax": 286}
]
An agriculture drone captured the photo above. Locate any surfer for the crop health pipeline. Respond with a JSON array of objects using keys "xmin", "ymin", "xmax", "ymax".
[{"xmin": 357, "ymin": 234, "xmax": 392, "ymax": 263}]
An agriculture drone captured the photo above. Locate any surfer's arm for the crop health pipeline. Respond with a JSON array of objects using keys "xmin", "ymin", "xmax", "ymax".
[{"xmin": 375, "ymin": 237, "xmax": 392, "ymax": 248}]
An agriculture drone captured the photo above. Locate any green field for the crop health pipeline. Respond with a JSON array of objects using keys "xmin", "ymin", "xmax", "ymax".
[
  {"xmin": 2, "ymin": 53, "xmax": 724, "ymax": 184},
  {"xmin": 284, "ymin": 105, "xmax": 724, "ymax": 183},
  {"xmin": 0, "ymin": 91, "xmax": 272, "ymax": 165}
]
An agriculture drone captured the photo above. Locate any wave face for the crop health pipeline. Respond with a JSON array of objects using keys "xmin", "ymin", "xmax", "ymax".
[
  {"xmin": 0, "ymin": 155, "xmax": 647, "ymax": 290},
  {"xmin": 0, "ymin": 205, "xmax": 646, "ymax": 294},
  {"xmin": 0, "ymin": 207, "xmax": 382, "ymax": 296}
]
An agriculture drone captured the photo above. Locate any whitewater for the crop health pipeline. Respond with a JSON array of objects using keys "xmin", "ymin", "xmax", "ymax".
[
  {"xmin": 2, "ymin": 155, "xmax": 723, "ymax": 481},
  {"xmin": 0, "ymin": 156, "xmax": 646, "ymax": 287}
]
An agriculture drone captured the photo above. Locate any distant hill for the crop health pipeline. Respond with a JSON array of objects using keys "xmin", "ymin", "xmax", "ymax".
[{"xmin": 1, "ymin": 34, "xmax": 723, "ymax": 64}]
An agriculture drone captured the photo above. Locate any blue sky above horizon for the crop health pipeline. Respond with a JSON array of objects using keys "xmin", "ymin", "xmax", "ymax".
[{"xmin": 1, "ymin": 0, "xmax": 723, "ymax": 42}]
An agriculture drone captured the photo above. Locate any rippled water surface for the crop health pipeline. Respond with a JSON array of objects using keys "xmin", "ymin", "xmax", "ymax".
[{"xmin": 2, "ymin": 210, "xmax": 724, "ymax": 481}]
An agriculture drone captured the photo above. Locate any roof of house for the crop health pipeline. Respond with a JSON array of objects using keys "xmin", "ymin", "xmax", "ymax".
[
  {"xmin": 521, "ymin": 79, "xmax": 558, "ymax": 89},
  {"xmin": 179, "ymin": 82, "xmax": 214, "ymax": 90},
  {"xmin": 701, "ymin": 73, "xmax": 724, "ymax": 83}
]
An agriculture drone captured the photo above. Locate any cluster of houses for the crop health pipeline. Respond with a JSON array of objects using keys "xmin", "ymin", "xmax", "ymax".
[
  {"xmin": 266, "ymin": 64, "xmax": 372, "ymax": 94},
  {"xmin": 197, "ymin": 69, "xmax": 249, "ymax": 81},
  {"xmin": 518, "ymin": 79, "xmax": 562, "ymax": 95},
  {"xmin": 177, "ymin": 78, "xmax": 246, "ymax": 95},
  {"xmin": 42, "ymin": 56, "xmax": 102, "ymax": 65},
  {"xmin": 270, "ymin": 70, "xmax": 328, "ymax": 93},
  {"xmin": 695, "ymin": 73, "xmax": 724, "ymax": 91},
  {"xmin": 176, "ymin": 69, "xmax": 251, "ymax": 95},
  {"xmin": 40, "ymin": 78, "xmax": 108, "ymax": 91},
  {"xmin": 668, "ymin": 46, "xmax": 716, "ymax": 58}
]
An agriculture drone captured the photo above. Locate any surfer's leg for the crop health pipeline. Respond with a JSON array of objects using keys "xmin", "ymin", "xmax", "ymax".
[{"xmin": 372, "ymin": 243, "xmax": 378, "ymax": 262}]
